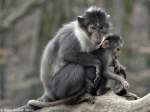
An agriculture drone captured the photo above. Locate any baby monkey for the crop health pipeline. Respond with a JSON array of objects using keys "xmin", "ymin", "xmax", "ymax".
[
  {"xmin": 89, "ymin": 34, "xmax": 138, "ymax": 100},
  {"xmin": 87, "ymin": 34, "xmax": 128, "ymax": 94}
]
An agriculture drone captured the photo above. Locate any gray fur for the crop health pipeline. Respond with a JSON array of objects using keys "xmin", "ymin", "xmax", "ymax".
[{"xmin": 27, "ymin": 6, "xmax": 110, "ymax": 109}]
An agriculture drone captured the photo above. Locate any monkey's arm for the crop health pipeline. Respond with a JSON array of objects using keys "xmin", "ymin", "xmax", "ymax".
[
  {"xmin": 119, "ymin": 65, "xmax": 127, "ymax": 79},
  {"xmin": 113, "ymin": 59, "xmax": 127, "ymax": 79},
  {"xmin": 103, "ymin": 68, "xmax": 129, "ymax": 90},
  {"xmin": 58, "ymin": 40, "xmax": 101, "ymax": 67}
]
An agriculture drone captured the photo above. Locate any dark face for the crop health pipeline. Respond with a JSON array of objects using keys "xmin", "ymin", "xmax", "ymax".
[
  {"xmin": 101, "ymin": 34, "xmax": 123, "ymax": 59},
  {"xmin": 107, "ymin": 35, "xmax": 123, "ymax": 59},
  {"xmin": 78, "ymin": 7, "xmax": 110, "ymax": 45},
  {"xmin": 112, "ymin": 47, "xmax": 122, "ymax": 59}
]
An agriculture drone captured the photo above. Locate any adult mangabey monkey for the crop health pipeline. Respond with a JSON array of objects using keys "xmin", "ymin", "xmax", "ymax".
[
  {"xmin": 28, "ymin": 6, "xmax": 110, "ymax": 107},
  {"xmin": 27, "ymin": 34, "xmax": 137, "ymax": 109}
]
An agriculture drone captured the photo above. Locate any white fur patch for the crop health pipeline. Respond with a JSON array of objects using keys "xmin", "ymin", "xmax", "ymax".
[
  {"xmin": 100, "ymin": 36, "xmax": 106, "ymax": 46},
  {"xmin": 87, "ymin": 6, "xmax": 98, "ymax": 12},
  {"xmin": 73, "ymin": 21, "xmax": 96, "ymax": 52}
]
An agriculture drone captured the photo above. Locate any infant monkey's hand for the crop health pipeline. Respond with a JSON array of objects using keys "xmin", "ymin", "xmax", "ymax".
[{"xmin": 120, "ymin": 78, "xmax": 130, "ymax": 90}]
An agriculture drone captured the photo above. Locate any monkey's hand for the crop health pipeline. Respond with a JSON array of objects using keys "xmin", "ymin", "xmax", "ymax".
[
  {"xmin": 125, "ymin": 92, "xmax": 140, "ymax": 100},
  {"xmin": 114, "ymin": 60, "xmax": 126, "ymax": 73},
  {"xmin": 120, "ymin": 78, "xmax": 130, "ymax": 90}
]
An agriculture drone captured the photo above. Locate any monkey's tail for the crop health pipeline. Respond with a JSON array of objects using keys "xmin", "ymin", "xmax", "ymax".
[{"xmin": 28, "ymin": 89, "xmax": 85, "ymax": 108}]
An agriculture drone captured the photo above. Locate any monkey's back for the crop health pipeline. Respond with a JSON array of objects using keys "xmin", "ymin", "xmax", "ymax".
[{"xmin": 40, "ymin": 22, "xmax": 80, "ymax": 85}]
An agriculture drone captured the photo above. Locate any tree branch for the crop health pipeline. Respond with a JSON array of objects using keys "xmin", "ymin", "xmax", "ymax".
[{"xmin": 33, "ymin": 91, "xmax": 150, "ymax": 112}]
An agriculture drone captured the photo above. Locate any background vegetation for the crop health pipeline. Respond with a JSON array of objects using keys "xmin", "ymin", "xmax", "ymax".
[{"xmin": 0, "ymin": 0, "xmax": 149, "ymax": 108}]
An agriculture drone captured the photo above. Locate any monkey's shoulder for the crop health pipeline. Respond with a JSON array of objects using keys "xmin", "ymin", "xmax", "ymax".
[
  {"xmin": 55, "ymin": 22, "xmax": 75, "ymax": 39},
  {"xmin": 53, "ymin": 22, "xmax": 78, "ymax": 43}
]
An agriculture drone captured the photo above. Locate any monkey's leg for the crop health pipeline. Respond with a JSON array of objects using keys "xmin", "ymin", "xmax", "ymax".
[
  {"xmin": 116, "ymin": 88, "xmax": 139, "ymax": 100},
  {"xmin": 69, "ymin": 67, "xmax": 96, "ymax": 104},
  {"xmin": 26, "ymin": 94, "xmax": 54, "ymax": 111},
  {"xmin": 123, "ymin": 92, "xmax": 140, "ymax": 100},
  {"xmin": 96, "ymin": 77, "xmax": 111, "ymax": 96},
  {"xmin": 86, "ymin": 79, "xmax": 94, "ymax": 94},
  {"xmin": 26, "ymin": 89, "xmax": 55, "ymax": 110},
  {"xmin": 18, "ymin": 104, "xmax": 36, "ymax": 112},
  {"xmin": 85, "ymin": 66, "xmax": 109, "ymax": 96},
  {"xmin": 114, "ymin": 84, "xmax": 139, "ymax": 100},
  {"xmin": 97, "ymin": 87, "xmax": 111, "ymax": 96},
  {"xmin": 28, "ymin": 64, "xmax": 86, "ymax": 109},
  {"xmin": 85, "ymin": 67, "xmax": 97, "ymax": 95},
  {"xmin": 112, "ymin": 70, "xmax": 139, "ymax": 100},
  {"xmin": 51, "ymin": 64, "xmax": 85, "ymax": 99}
]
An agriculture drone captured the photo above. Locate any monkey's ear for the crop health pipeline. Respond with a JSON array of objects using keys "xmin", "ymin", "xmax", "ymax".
[
  {"xmin": 77, "ymin": 16, "xmax": 85, "ymax": 23},
  {"xmin": 101, "ymin": 40, "xmax": 109, "ymax": 48}
]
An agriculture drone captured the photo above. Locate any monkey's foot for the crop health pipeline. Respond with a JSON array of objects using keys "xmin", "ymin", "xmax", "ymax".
[
  {"xmin": 27, "ymin": 95, "xmax": 52, "ymax": 110},
  {"xmin": 78, "ymin": 94, "xmax": 95, "ymax": 104},
  {"xmin": 124, "ymin": 92, "xmax": 140, "ymax": 100},
  {"xmin": 18, "ymin": 104, "xmax": 38, "ymax": 112}
]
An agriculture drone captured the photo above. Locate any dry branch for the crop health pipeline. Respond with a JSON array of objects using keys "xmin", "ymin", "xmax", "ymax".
[{"xmin": 31, "ymin": 91, "xmax": 150, "ymax": 112}]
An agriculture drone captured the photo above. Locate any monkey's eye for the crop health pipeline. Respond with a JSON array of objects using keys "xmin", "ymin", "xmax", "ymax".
[
  {"xmin": 99, "ymin": 23, "xmax": 109, "ymax": 31},
  {"xmin": 88, "ymin": 25, "xmax": 96, "ymax": 32}
]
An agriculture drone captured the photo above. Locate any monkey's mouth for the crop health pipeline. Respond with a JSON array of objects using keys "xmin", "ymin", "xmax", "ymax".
[{"xmin": 96, "ymin": 42, "xmax": 101, "ymax": 49}]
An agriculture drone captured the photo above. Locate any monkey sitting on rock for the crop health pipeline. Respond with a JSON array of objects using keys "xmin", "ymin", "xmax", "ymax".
[
  {"xmin": 34, "ymin": 6, "xmax": 110, "ymax": 104},
  {"xmin": 24, "ymin": 6, "xmax": 111, "ymax": 110}
]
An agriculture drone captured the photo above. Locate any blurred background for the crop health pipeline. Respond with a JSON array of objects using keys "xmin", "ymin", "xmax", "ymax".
[{"xmin": 0, "ymin": 0, "xmax": 149, "ymax": 108}]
